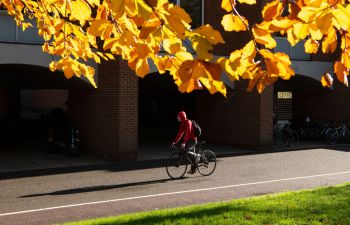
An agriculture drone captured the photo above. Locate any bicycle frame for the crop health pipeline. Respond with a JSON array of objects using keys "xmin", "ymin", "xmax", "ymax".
[
  {"xmin": 335, "ymin": 124, "xmax": 350, "ymax": 138},
  {"xmin": 172, "ymin": 143, "xmax": 204, "ymax": 168}
]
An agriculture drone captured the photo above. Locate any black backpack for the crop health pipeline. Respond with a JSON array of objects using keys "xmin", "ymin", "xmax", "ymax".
[{"xmin": 191, "ymin": 120, "xmax": 202, "ymax": 137}]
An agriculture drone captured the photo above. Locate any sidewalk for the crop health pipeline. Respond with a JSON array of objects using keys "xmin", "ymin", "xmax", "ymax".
[
  {"xmin": 0, "ymin": 141, "xmax": 254, "ymax": 175},
  {"xmin": 1, "ymin": 140, "xmax": 349, "ymax": 175},
  {"xmin": 0, "ymin": 140, "xmax": 115, "ymax": 174}
]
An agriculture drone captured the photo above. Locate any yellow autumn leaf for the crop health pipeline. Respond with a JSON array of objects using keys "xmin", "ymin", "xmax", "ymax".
[
  {"xmin": 139, "ymin": 18, "xmax": 161, "ymax": 39},
  {"xmin": 186, "ymin": 32, "xmax": 214, "ymax": 60},
  {"xmin": 259, "ymin": 49, "xmax": 294, "ymax": 80},
  {"xmin": 269, "ymin": 18, "xmax": 295, "ymax": 32},
  {"xmin": 135, "ymin": 59, "xmax": 150, "ymax": 77},
  {"xmin": 109, "ymin": 0, "xmax": 125, "ymax": 19},
  {"xmin": 321, "ymin": 73, "xmax": 333, "ymax": 87},
  {"xmin": 334, "ymin": 61, "xmax": 349, "ymax": 86},
  {"xmin": 287, "ymin": 29, "xmax": 300, "ymax": 47},
  {"xmin": 248, "ymin": 70, "xmax": 264, "ymax": 92},
  {"xmin": 221, "ymin": 14, "xmax": 247, "ymax": 32},
  {"xmin": 241, "ymin": 40, "xmax": 256, "ymax": 61},
  {"xmin": 201, "ymin": 60, "xmax": 223, "ymax": 81},
  {"xmin": 163, "ymin": 10, "xmax": 190, "ymax": 38},
  {"xmin": 86, "ymin": 0, "xmax": 100, "ymax": 6},
  {"xmin": 262, "ymin": 0, "xmax": 283, "ymax": 21},
  {"xmin": 135, "ymin": 0, "xmax": 153, "ymax": 20},
  {"xmin": 179, "ymin": 78, "xmax": 203, "ymax": 93},
  {"xmin": 88, "ymin": 20, "xmax": 113, "ymax": 37},
  {"xmin": 237, "ymin": 0, "xmax": 256, "ymax": 5},
  {"xmin": 152, "ymin": 56, "xmax": 174, "ymax": 74},
  {"xmin": 298, "ymin": 2, "xmax": 329, "ymax": 23},
  {"xmin": 304, "ymin": 39, "xmax": 319, "ymax": 54},
  {"xmin": 341, "ymin": 50, "xmax": 350, "ymax": 69},
  {"xmin": 194, "ymin": 25, "xmax": 225, "ymax": 45},
  {"xmin": 199, "ymin": 78, "xmax": 227, "ymax": 96},
  {"xmin": 70, "ymin": 0, "xmax": 91, "ymax": 26},
  {"xmin": 221, "ymin": 0, "xmax": 234, "ymax": 12},
  {"xmin": 163, "ymin": 37, "xmax": 184, "ymax": 54},
  {"xmin": 175, "ymin": 51, "xmax": 194, "ymax": 62},
  {"xmin": 252, "ymin": 26, "xmax": 276, "ymax": 49},
  {"xmin": 309, "ymin": 23, "xmax": 323, "ymax": 40},
  {"xmin": 322, "ymin": 27, "xmax": 337, "ymax": 53},
  {"xmin": 293, "ymin": 23, "xmax": 309, "ymax": 40},
  {"xmin": 169, "ymin": 5, "xmax": 192, "ymax": 24},
  {"xmin": 332, "ymin": 4, "xmax": 350, "ymax": 30},
  {"xmin": 315, "ymin": 12, "xmax": 332, "ymax": 34}
]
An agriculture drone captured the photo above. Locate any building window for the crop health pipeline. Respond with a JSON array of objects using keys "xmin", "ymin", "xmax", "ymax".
[
  {"xmin": 169, "ymin": 0, "xmax": 203, "ymax": 29},
  {"xmin": 0, "ymin": 11, "xmax": 43, "ymax": 44}
]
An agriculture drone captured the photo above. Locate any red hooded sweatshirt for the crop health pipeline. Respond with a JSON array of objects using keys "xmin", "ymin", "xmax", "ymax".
[{"xmin": 173, "ymin": 111, "xmax": 197, "ymax": 144}]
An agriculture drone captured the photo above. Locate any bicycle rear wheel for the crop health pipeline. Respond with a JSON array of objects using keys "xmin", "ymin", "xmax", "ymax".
[
  {"xmin": 197, "ymin": 150, "xmax": 216, "ymax": 176},
  {"xmin": 166, "ymin": 153, "xmax": 188, "ymax": 179},
  {"xmin": 326, "ymin": 128, "xmax": 338, "ymax": 144}
]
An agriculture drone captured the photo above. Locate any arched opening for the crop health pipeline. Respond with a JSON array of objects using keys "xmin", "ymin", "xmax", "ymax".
[
  {"xmin": 0, "ymin": 64, "xmax": 93, "ymax": 172},
  {"xmin": 138, "ymin": 73, "xmax": 197, "ymax": 158}
]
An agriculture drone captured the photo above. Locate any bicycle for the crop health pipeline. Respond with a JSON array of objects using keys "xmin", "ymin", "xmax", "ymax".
[
  {"xmin": 325, "ymin": 121, "xmax": 350, "ymax": 144},
  {"xmin": 166, "ymin": 141, "xmax": 216, "ymax": 179},
  {"xmin": 273, "ymin": 122, "xmax": 299, "ymax": 147}
]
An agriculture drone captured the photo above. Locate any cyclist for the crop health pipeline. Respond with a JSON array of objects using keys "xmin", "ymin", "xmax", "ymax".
[{"xmin": 171, "ymin": 111, "xmax": 200, "ymax": 174}]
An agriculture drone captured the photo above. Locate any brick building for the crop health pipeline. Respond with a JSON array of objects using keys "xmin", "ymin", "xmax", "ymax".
[{"xmin": 0, "ymin": 1, "xmax": 348, "ymax": 161}]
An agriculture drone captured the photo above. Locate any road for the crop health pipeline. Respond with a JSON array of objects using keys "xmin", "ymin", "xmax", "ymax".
[{"xmin": 1, "ymin": 147, "xmax": 350, "ymax": 225}]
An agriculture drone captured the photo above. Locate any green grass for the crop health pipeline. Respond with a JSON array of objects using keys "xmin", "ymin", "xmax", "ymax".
[{"xmin": 63, "ymin": 183, "xmax": 350, "ymax": 225}]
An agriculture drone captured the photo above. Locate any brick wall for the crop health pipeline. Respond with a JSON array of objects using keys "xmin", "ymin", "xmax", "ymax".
[
  {"xmin": 196, "ymin": 81, "xmax": 273, "ymax": 149},
  {"xmin": 293, "ymin": 79, "xmax": 350, "ymax": 123},
  {"xmin": 69, "ymin": 60, "xmax": 138, "ymax": 160}
]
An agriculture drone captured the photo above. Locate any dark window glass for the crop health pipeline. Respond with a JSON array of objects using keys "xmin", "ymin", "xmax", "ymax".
[{"xmin": 180, "ymin": 0, "xmax": 202, "ymax": 28}]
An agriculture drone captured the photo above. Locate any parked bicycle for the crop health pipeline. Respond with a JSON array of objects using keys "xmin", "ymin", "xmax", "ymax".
[
  {"xmin": 166, "ymin": 141, "xmax": 216, "ymax": 179},
  {"xmin": 273, "ymin": 121, "xmax": 299, "ymax": 147},
  {"xmin": 325, "ymin": 121, "xmax": 350, "ymax": 144},
  {"xmin": 298, "ymin": 117, "xmax": 334, "ymax": 141}
]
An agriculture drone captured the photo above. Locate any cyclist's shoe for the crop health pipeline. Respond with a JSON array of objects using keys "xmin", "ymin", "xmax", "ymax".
[{"xmin": 187, "ymin": 168, "xmax": 197, "ymax": 174}]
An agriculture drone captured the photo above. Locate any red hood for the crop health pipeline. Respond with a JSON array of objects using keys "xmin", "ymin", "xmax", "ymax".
[{"xmin": 177, "ymin": 111, "xmax": 187, "ymax": 122}]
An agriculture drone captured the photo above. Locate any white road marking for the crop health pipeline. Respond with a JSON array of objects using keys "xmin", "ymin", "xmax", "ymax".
[{"xmin": 1, "ymin": 170, "xmax": 350, "ymax": 216}]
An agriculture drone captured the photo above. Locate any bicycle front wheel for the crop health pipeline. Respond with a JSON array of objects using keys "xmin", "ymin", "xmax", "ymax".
[
  {"xmin": 166, "ymin": 153, "xmax": 188, "ymax": 179},
  {"xmin": 197, "ymin": 150, "xmax": 216, "ymax": 176},
  {"xmin": 326, "ymin": 128, "xmax": 338, "ymax": 144}
]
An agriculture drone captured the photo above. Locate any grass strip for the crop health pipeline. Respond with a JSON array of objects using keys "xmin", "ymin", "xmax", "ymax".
[{"xmin": 63, "ymin": 183, "xmax": 350, "ymax": 225}]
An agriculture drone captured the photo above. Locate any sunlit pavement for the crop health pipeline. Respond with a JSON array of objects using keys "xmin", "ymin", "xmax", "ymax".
[{"xmin": 1, "ymin": 146, "xmax": 350, "ymax": 225}]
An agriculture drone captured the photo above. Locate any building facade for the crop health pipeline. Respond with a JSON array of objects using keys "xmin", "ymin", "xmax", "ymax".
[{"xmin": 0, "ymin": 1, "xmax": 347, "ymax": 161}]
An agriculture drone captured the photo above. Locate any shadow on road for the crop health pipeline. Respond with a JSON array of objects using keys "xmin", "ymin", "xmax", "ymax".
[
  {"xmin": 19, "ymin": 177, "xmax": 181, "ymax": 198},
  {"xmin": 2, "ymin": 144, "xmax": 350, "ymax": 181}
]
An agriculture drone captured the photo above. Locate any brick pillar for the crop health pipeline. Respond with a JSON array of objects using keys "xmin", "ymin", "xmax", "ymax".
[
  {"xmin": 69, "ymin": 60, "xmax": 138, "ymax": 161},
  {"xmin": 116, "ymin": 60, "xmax": 138, "ymax": 160},
  {"xmin": 258, "ymin": 85, "xmax": 274, "ymax": 149}
]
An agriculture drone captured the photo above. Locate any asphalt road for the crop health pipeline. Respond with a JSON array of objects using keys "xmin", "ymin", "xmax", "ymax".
[{"xmin": 1, "ymin": 147, "xmax": 350, "ymax": 225}]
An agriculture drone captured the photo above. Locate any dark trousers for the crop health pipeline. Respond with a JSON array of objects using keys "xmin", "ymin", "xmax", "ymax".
[{"xmin": 185, "ymin": 140, "xmax": 197, "ymax": 170}]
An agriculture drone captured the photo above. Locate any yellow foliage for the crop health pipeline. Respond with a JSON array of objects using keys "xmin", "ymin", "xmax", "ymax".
[
  {"xmin": 334, "ymin": 61, "xmax": 349, "ymax": 87},
  {"xmin": 252, "ymin": 25, "xmax": 276, "ymax": 49},
  {"xmin": 321, "ymin": 73, "xmax": 333, "ymax": 87},
  {"xmin": 70, "ymin": 0, "xmax": 91, "ymax": 26},
  {"xmin": 304, "ymin": 39, "xmax": 319, "ymax": 54},
  {"xmin": 237, "ymin": 0, "xmax": 256, "ymax": 5},
  {"xmin": 221, "ymin": 0, "xmax": 234, "ymax": 12},
  {"xmin": 3, "ymin": 0, "xmax": 350, "ymax": 95},
  {"xmin": 221, "ymin": 14, "xmax": 247, "ymax": 32},
  {"xmin": 262, "ymin": 0, "xmax": 283, "ymax": 21}
]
